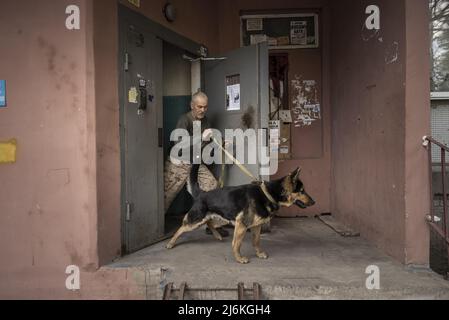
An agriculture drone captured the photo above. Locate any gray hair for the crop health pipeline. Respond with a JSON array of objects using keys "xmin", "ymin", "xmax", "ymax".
[{"xmin": 192, "ymin": 91, "xmax": 208, "ymax": 105}]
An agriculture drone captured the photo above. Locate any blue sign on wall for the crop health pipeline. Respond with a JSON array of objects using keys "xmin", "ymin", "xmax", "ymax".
[{"xmin": 0, "ymin": 80, "xmax": 6, "ymax": 107}]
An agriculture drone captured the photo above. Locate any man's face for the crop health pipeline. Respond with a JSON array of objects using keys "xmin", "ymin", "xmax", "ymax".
[{"xmin": 191, "ymin": 97, "xmax": 208, "ymax": 120}]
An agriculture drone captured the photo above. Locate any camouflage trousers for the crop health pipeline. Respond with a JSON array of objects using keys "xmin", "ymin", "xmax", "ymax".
[{"xmin": 164, "ymin": 160, "xmax": 218, "ymax": 212}]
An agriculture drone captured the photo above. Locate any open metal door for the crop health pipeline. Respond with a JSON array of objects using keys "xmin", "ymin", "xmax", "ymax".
[
  {"xmin": 204, "ymin": 43, "xmax": 269, "ymax": 186},
  {"xmin": 119, "ymin": 12, "xmax": 164, "ymax": 254}
]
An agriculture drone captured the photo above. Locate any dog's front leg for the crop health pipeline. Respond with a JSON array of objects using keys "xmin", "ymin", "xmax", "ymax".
[
  {"xmin": 251, "ymin": 225, "xmax": 268, "ymax": 259},
  {"xmin": 232, "ymin": 219, "xmax": 249, "ymax": 264}
]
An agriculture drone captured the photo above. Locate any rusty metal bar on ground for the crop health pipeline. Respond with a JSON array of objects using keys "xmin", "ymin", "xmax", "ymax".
[
  {"xmin": 179, "ymin": 282, "xmax": 187, "ymax": 300},
  {"xmin": 253, "ymin": 283, "xmax": 261, "ymax": 300},
  {"xmin": 162, "ymin": 282, "xmax": 262, "ymax": 300},
  {"xmin": 163, "ymin": 282, "xmax": 174, "ymax": 300},
  {"xmin": 237, "ymin": 282, "xmax": 245, "ymax": 300},
  {"xmin": 423, "ymin": 136, "xmax": 449, "ymax": 279}
]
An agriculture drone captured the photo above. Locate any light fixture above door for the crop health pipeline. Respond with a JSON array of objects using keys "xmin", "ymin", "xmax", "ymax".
[{"xmin": 163, "ymin": 3, "xmax": 177, "ymax": 22}]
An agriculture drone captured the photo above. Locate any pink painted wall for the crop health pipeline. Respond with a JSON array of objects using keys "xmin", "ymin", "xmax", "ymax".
[
  {"xmin": 330, "ymin": 0, "xmax": 430, "ymax": 264},
  {"xmin": 118, "ymin": 0, "xmax": 219, "ymax": 54},
  {"xmin": 0, "ymin": 0, "xmax": 99, "ymax": 295},
  {"xmin": 0, "ymin": 0, "xmax": 221, "ymax": 298},
  {"xmin": 0, "ymin": 0, "xmax": 431, "ymax": 298},
  {"xmin": 404, "ymin": 0, "xmax": 431, "ymax": 265},
  {"xmin": 93, "ymin": 0, "xmax": 121, "ymax": 268}
]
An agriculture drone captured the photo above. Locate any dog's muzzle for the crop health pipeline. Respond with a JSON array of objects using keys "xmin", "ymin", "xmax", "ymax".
[
  {"xmin": 295, "ymin": 200, "xmax": 308, "ymax": 209},
  {"xmin": 295, "ymin": 196, "xmax": 315, "ymax": 209}
]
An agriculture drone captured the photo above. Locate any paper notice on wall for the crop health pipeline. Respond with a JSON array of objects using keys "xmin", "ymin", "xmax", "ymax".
[
  {"xmin": 128, "ymin": 0, "xmax": 140, "ymax": 8},
  {"xmin": 226, "ymin": 84, "xmax": 241, "ymax": 111},
  {"xmin": 279, "ymin": 110, "xmax": 293, "ymax": 123},
  {"xmin": 291, "ymin": 75, "xmax": 321, "ymax": 128},
  {"xmin": 0, "ymin": 139, "xmax": 17, "ymax": 164},
  {"xmin": 291, "ymin": 21, "xmax": 307, "ymax": 45},
  {"xmin": 304, "ymin": 104, "xmax": 321, "ymax": 115},
  {"xmin": 269, "ymin": 120, "xmax": 280, "ymax": 142},
  {"xmin": 250, "ymin": 34, "xmax": 268, "ymax": 45},
  {"xmin": 128, "ymin": 87, "xmax": 138, "ymax": 104},
  {"xmin": 0, "ymin": 80, "xmax": 5, "ymax": 107},
  {"xmin": 269, "ymin": 120, "xmax": 280, "ymax": 156},
  {"xmin": 277, "ymin": 36, "xmax": 290, "ymax": 46},
  {"xmin": 247, "ymin": 18, "xmax": 263, "ymax": 31},
  {"xmin": 268, "ymin": 37, "xmax": 278, "ymax": 46},
  {"xmin": 280, "ymin": 146, "xmax": 289, "ymax": 154}
]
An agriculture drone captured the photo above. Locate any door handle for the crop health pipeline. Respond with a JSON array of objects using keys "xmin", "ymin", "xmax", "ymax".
[
  {"xmin": 138, "ymin": 87, "xmax": 148, "ymax": 112},
  {"xmin": 126, "ymin": 202, "xmax": 132, "ymax": 222}
]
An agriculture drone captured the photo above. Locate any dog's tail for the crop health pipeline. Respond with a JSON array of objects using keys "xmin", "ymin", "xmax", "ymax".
[{"xmin": 187, "ymin": 164, "xmax": 202, "ymax": 198}]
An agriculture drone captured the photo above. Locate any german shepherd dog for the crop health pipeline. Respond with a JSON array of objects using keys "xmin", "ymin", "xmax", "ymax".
[{"xmin": 166, "ymin": 166, "xmax": 315, "ymax": 264}]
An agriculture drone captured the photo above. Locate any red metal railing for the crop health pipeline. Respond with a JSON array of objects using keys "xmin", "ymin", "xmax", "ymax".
[{"xmin": 423, "ymin": 136, "xmax": 449, "ymax": 279}]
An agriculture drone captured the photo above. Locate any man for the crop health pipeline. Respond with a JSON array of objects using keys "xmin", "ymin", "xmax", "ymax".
[{"xmin": 164, "ymin": 91, "xmax": 229, "ymax": 237}]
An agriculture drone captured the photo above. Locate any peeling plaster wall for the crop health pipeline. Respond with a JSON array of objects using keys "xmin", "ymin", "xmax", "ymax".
[
  {"xmin": 404, "ymin": 0, "xmax": 431, "ymax": 265},
  {"xmin": 330, "ymin": 0, "xmax": 430, "ymax": 264},
  {"xmin": 118, "ymin": 0, "xmax": 219, "ymax": 54},
  {"xmin": 330, "ymin": 0, "xmax": 406, "ymax": 262},
  {"xmin": 0, "ymin": 0, "xmax": 99, "ymax": 295},
  {"xmin": 0, "ymin": 0, "xmax": 431, "ymax": 299}
]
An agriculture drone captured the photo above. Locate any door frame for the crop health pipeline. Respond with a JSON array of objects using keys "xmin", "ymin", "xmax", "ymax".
[{"xmin": 118, "ymin": 4, "xmax": 204, "ymax": 255}]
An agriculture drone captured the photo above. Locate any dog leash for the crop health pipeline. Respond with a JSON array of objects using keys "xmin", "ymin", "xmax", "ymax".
[
  {"xmin": 211, "ymin": 137, "xmax": 259, "ymax": 182},
  {"xmin": 211, "ymin": 137, "xmax": 278, "ymax": 205}
]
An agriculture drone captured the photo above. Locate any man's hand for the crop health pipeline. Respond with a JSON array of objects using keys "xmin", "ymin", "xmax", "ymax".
[
  {"xmin": 224, "ymin": 139, "xmax": 233, "ymax": 149},
  {"xmin": 202, "ymin": 129, "xmax": 213, "ymax": 141}
]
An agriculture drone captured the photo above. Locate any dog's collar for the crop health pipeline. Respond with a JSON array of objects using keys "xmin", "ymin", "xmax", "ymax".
[{"xmin": 260, "ymin": 182, "xmax": 278, "ymax": 205}]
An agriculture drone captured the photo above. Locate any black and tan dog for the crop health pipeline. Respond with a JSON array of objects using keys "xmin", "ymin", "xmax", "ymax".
[{"xmin": 166, "ymin": 166, "xmax": 315, "ymax": 264}]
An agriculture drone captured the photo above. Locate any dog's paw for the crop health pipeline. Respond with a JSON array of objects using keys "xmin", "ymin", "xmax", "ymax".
[
  {"xmin": 237, "ymin": 257, "xmax": 250, "ymax": 264},
  {"xmin": 166, "ymin": 243, "xmax": 175, "ymax": 250},
  {"xmin": 256, "ymin": 252, "xmax": 269, "ymax": 259}
]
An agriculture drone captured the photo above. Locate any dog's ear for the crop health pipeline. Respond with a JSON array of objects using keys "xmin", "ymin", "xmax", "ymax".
[{"xmin": 291, "ymin": 167, "xmax": 302, "ymax": 181}]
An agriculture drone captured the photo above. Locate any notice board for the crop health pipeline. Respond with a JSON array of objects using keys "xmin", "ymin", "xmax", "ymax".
[{"xmin": 241, "ymin": 13, "xmax": 319, "ymax": 50}]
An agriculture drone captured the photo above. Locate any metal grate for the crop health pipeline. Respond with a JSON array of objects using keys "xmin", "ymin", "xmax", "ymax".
[
  {"xmin": 163, "ymin": 282, "xmax": 262, "ymax": 300},
  {"xmin": 431, "ymin": 104, "xmax": 449, "ymax": 164}
]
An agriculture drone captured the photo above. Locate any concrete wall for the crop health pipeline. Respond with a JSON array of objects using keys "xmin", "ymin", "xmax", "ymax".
[
  {"xmin": 119, "ymin": 0, "xmax": 219, "ymax": 54},
  {"xmin": 218, "ymin": 0, "xmax": 332, "ymax": 217},
  {"xmin": 404, "ymin": 0, "xmax": 431, "ymax": 265},
  {"xmin": 330, "ymin": 0, "xmax": 430, "ymax": 264},
  {"xmin": 0, "ymin": 0, "xmax": 99, "ymax": 295},
  {"xmin": 0, "ymin": 0, "xmax": 219, "ymax": 297}
]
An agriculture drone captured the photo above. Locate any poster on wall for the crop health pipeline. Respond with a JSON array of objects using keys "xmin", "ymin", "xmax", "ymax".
[
  {"xmin": 226, "ymin": 84, "xmax": 241, "ymax": 111},
  {"xmin": 128, "ymin": 0, "xmax": 140, "ymax": 8},
  {"xmin": 291, "ymin": 76, "xmax": 321, "ymax": 128},
  {"xmin": 241, "ymin": 13, "xmax": 319, "ymax": 49},
  {"xmin": 226, "ymin": 74, "xmax": 241, "ymax": 111},
  {"xmin": 269, "ymin": 120, "xmax": 280, "ymax": 155},
  {"xmin": 250, "ymin": 34, "xmax": 268, "ymax": 45},
  {"xmin": 246, "ymin": 18, "xmax": 263, "ymax": 31},
  {"xmin": 0, "ymin": 80, "xmax": 6, "ymax": 108},
  {"xmin": 290, "ymin": 21, "xmax": 307, "ymax": 45}
]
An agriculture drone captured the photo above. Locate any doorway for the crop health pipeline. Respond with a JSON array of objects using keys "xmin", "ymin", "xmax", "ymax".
[
  {"xmin": 118, "ymin": 5, "xmax": 202, "ymax": 255},
  {"xmin": 118, "ymin": 5, "xmax": 270, "ymax": 255},
  {"xmin": 162, "ymin": 42, "xmax": 195, "ymax": 235}
]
